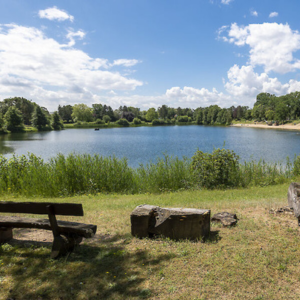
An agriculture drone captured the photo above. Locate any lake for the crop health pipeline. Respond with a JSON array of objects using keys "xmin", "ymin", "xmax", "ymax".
[{"xmin": 0, "ymin": 125, "xmax": 300, "ymax": 167}]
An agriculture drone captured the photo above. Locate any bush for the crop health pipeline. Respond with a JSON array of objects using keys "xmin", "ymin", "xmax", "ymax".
[
  {"xmin": 293, "ymin": 155, "xmax": 300, "ymax": 176},
  {"xmin": 103, "ymin": 115, "xmax": 111, "ymax": 123},
  {"xmin": 178, "ymin": 115, "xmax": 189, "ymax": 122},
  {"xmin": 191, "ymin": 148, "xmax": 240, "ymax": 189},
  {"xmin": 95, "ymin": 119, "xmax": 104, "ymax": 124},
  {"xmin": 133, "ymin": 118, "xmax": 141, "ymax": 125},
  {"xmin": 152, "ymin": 119, "xmax": 165, "ymax": 126},
  {"xmin": 116, "ymin": 118, "xmax": 130, "ymax": 126}
]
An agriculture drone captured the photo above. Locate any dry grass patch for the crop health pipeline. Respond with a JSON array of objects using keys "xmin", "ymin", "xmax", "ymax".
[{"xmin": 1, "ymin": 184, "xmax": 300, "ymax": 299}]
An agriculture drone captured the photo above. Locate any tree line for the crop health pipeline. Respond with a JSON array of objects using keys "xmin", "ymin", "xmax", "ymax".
[{"xmin": 1, "ymin": 92, "xmax": 300, "ymax": 132}]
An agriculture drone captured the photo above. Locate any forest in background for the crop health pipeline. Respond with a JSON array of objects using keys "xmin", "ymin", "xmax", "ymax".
[{"xmin": 0, "ymin": 91, "xmax": 300, "ymax": 132}]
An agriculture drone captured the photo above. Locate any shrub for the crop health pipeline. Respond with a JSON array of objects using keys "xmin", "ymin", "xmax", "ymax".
[
  {"xmin": 191, "ymin": 148, "xmax": 240, "ymax": 189},
  {"xmin": 133, "ymin": 117, "xmax": 141, "ymax": 125},
  {"xmin": 293, "ymin": 155, "xmax": 300, "ymax": 176},
  {"xmin": 152, "ymin": 119, "xmax": 165, "ymax": 126},
  {"xmin": 116, "ymin": 118, "xmax": 130, "ymax": 126},
  {"xmin": 95, "ymin": 119, "xmax": 105, "ymax": 124},
  {"xmin": 103, "ymin": 115, "xmax": 111, "ymax": 123},
  {"xmin": 178, "ymin": 116, "xmax": 189, "ymax": 122}
]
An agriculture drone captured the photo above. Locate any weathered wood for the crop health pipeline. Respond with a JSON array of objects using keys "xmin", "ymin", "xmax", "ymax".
[
  {"xmin": 211, "ymin": 212, "xmax": 238, "ymax": 227},
  {"xmin": 131, "ymin": 205, "xmax": 210, "ymax": 240},
  {"xmin": 0, "ymin": 202, "xmax": 84, "ymax": 216},
  {"xmin": 0, "ymin": 216, "xmax": 97, "ymax": 238},
  {"xmin": 287, "ymin": 182, "xmax": 300, "ymax": 219},
  {"xmin": 47, "ymin": 205, "xmax": 60, "ymax": 237}
]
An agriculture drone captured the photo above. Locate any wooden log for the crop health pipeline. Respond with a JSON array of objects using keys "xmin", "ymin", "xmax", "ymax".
[
  {"xmin": 0, "ymin": 216, "xmax": 97, "ymax": 238},
  {"xmin": 287, "ymin": 182, "xmax": 300, "ymax": 218},
  {"xmin": 130, "ymin": 205, "xmax": 158, "ymax": 238},
  {"xmin": 131, "ymin": 205, "xmax": 210, "ymax": 240},
  {"xmin": 0, "ymin": 202, "xmax": 84, "ymax": 216}
]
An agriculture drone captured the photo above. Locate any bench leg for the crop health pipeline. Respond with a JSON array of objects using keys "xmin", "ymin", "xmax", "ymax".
[
  {"xmin": 0, "ymin": 227, "xmax": 13, "ymax": 243},
  {"xmin": 50, "ymin": 234, "xmax": 83, "ymax": 259}
]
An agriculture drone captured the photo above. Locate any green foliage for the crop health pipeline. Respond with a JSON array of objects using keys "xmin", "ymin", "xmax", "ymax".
[
  {"xmin": 0, "ymin": 97, "xmax": 36, "ymax": 125},
  {"xmin": 191, "ymin": 148, "xmax": 240, "ymax": 189},
  {"xmin": 133, "ymin": 117, "xmax": 141, "ymax": 125},
  {"xmin": 51, "ymin": 111, "xmax": 63, "ymax": 130},
  {"xmin": 32, "ymin": 106, "xmax": 50, "ymax": 130},
  {"xmin": 103, "ymin": 115, "xmax": 111, "ymax": 123},
  {"xmin": 152, "ymin": 119, "xmax": 165, "ymax": 125},
  {"xmin": 4, "ymin": 106, "xmax": 24, "ymax": 132},
  {"xmin": 95, "ymin": 119, "xmax": 105, "ymax": 124},
  {"xmin": 178, "ymin": 115, "xmax": 189, "ymax": 122},
  {"xmin": 116, "ymin": 118, "xmax": 129, "ymax": 126},
  {"xmin": 0, "ymin": 113, "xmax": 3, "ymax": 129},
  {"xmin": 0, "ymin": 149, "xmax": 295, "ymax": 197},
  {"xmin": 58, "ymin": 105, "xmax": 73, "ymax": 123},
  {"xmin": 293, "ymin": 155, "xmax": 300, "ymax": 176},
  {"xmin": 146, "ymin": 108, "xmax": 158, "ymax": 122},
  {"xmin": 72, "ymin": 104, "xmax": 93, "ymax": 122}
]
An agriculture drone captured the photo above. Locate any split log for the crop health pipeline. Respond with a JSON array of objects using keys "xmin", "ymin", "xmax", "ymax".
[
  {"xmin": 131, "ymin": 205, "xmax": 210, "ymax": 240},
  {"xmin": 287, "ymin": 182, "xmax": 300, "ymax": 218}
]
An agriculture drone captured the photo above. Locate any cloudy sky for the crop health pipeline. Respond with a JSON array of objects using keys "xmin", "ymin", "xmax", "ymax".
[{"xmin": 1, "ymin": 0, "xmax": 300, "ymax": 111}]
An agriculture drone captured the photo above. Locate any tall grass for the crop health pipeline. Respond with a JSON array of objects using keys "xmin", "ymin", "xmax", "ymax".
[{"xmin": 0, "ymin": 150, "xmax": 298, "ymax": 197}]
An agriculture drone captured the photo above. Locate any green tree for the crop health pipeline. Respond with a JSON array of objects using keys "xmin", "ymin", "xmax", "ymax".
[
  {"xmin": 32, "ymin": 106, "xmax": 50, "ymax": 130},
  {"xmin": 275, "ymin": 102, "xmax": 289, "ymax": 122},
  {"xmin": 72, "ymin": 104, "xmax": 93, "ymax": 122},
  {"xmin": 103, "ymin": 115, "xmax": 111, "ymax": 123},
  {"xmin": 51, "ymin": 111, "xmax": 64, "ymax": 130},
  {"xmin": 265, "ymin": 109, "xmax": 275, "ymax": 121},
  {"xmin": 145, "ymin": 108, "xmax": 158, "ymax": 122},
  {"xmin": 4, "ymin": 106, "xmax": 24, "ymax": 132},
  {"xmin": 158, "ymin": 105, "xmax": 169, "ymax": 119},
  {"xmin": 58, "ymin": 105, "xmax": 73, "ymax": 122},
  {"xmin": 0, "ymin": 114, "xmax": 3, "ymax": 129}
]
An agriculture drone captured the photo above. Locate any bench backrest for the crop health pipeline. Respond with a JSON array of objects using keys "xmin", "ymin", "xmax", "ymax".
[{"xmin": 0, "ymin": 202, "xmax": 84, "ymax": 216}]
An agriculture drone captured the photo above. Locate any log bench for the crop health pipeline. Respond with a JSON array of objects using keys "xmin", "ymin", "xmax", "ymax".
[{"xmin": 0, "ymin": 201, "xmax": 97, "ymax": 258}]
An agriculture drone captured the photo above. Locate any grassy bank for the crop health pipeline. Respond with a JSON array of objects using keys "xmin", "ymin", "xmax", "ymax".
[
  {"xmin": 0, "ymin": 151, "xmax": 298, "ymax": 197},
  {"xmin": 1, "ymin": 184, "xmax": 300, "ymax": 299}
]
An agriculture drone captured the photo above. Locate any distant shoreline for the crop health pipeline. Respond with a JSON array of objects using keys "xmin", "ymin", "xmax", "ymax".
[{"xmin": 231, "ymin": 123, "xmax": 300, "ymax": 131}]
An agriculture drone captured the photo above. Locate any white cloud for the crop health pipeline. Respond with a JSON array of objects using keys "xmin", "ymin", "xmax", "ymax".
[
  {"xmin": 221, "ymin": 22, "xmax": 300, "ymax": 74},
  {"xmin": 112, "ymin": 59, "xmax": 141, "ymax": 67},
  {"xmin": 66, "ymin": 30, "xmax": 86, "ymax": 47},
  {"xmin": 221, "ymin": 0, "xmax": 233, "ymax": 5},
  {"xmin": 0, "ymin": 24, "xmax": 142, "ymax": 110},
  {"xmin": 38, "ymin": 6, "xmax": 74, "ymax": 22},
  {"xmin": 251, "ymin": 10, "xmax": 258, "ymax": 17},
  {"xmin": 269, "ymin": 12, "xmax": 279, "ymax": 18}
]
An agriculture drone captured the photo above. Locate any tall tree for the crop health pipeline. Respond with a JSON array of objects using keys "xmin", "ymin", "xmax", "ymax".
[
  {"xmin": 32, "ymin": 106, "xmax": 50, "ymax": 130},
  {"xmin": 72, "ymin": 104, "xmax": 93, "ymax": 122},
  {"xmin": 51, "ymin": 111, "xmax": 64, "ymax": 130},
  {"xmin": 4, "ymin": 106, "xmax": 24, "ymax": 132}
]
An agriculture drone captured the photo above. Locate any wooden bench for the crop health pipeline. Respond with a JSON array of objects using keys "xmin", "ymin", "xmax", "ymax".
[{"xmin": 0, "ymin": 201, "xmax": 97, "ymax": 258}]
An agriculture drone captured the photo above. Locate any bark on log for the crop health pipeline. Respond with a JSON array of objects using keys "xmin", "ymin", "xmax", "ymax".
[
  {"xmin": 0, "ymin": 216, "xmax": 96, "ymax": 238},
  {"xmin": 287, "ymin": 182, "xmax": 300, "ymax": 218},
  {"xmin": 131, "ymin": 205, "xmax": 210, "ymax": 240}
]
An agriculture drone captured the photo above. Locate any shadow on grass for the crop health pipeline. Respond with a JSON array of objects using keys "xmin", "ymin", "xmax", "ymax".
[
  {"xmin": 206, "ymin": 230, "xmax": 222, "ymax": 243},
  {"xmin": 1, "ymin": 234, "xmax": 173, "ymax": 300}
]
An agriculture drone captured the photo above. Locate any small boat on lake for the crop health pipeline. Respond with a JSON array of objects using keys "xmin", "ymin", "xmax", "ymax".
[{"xmin": 95, "ymin": 128, "xmax": 100, "ymax": 131}]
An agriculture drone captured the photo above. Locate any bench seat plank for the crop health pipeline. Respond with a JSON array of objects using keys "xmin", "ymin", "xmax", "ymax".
[
  {"xmin": 0, "ymin": 202, "xmax": 84, "ymax": 216},
  {"xmin": 0, "ymin": 216, "xmax": 97, "ymax": 238}
]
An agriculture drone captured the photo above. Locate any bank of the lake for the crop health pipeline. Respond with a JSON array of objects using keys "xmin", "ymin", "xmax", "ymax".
[{"xmin": 2, "ymin": 183, "xmax": 300, "ymax": 300}]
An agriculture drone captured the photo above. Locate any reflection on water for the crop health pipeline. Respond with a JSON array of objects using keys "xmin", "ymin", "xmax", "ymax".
[{"xmin": 0, "ymin": 126, "xmax": 300, "ymax": 167}]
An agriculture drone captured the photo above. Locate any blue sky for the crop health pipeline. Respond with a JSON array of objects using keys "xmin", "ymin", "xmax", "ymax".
[{"xmin": 1, "ymin": 0, "xmax": 300, "ymax": 111}]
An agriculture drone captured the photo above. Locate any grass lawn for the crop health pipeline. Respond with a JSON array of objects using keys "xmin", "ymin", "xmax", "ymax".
[{"xmin": 1, "ymin": 183, "xmax": 300, "ymax": 299}]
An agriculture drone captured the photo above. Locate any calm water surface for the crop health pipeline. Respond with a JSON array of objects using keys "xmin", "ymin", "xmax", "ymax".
[{"xmin": 0, "ymin": 126, "xmax": 300, "ymax": 167}]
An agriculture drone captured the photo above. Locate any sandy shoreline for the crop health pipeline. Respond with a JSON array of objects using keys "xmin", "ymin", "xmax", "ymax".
[{"xmin": 231, "ymin": 123, "xmax": 300, "ymax": 131}]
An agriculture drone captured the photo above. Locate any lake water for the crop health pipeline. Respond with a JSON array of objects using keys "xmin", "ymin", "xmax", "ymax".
[{"xmin": 0, "ymin": 125, "xmax": 300, "ymax": 167}]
